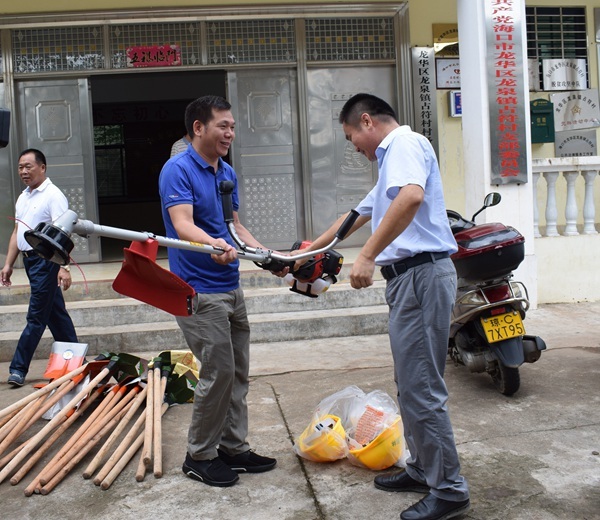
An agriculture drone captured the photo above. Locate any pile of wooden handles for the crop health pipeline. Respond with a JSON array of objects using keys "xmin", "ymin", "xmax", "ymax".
[{"xmin": 0, "ymin": 358, "xmax": 170, "ymax": 495}]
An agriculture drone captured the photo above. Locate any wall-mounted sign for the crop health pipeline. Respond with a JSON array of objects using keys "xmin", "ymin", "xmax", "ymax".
[
  {"xmin": 528, "ymin": 59, "xmax": 541, "ymax": 91},
  {"xmin": 550, "ymin": 89, "xmax": 600, "ymax": 132},
  {"xmin": 411, "ymin": 47, "xmax": 439, "ymax": 153},
  {"xmin": 436, "ymin": 58, "xmax": 461, "ymax": 89},
  {"xmin": 449, "ymin": 90, "xmax": 462, "ymax": 118},
  {"xmin": 484, "ymin": 0, "xmax": 528, "ymax": 185},
  {"xmin": 554, "ymin": 129, "xmax": 597, "ymax": 158},
  {"xmin": 542, "ymin": 58, "xmax": 587, "ymax": 91},
  {"xmin": 126, "ymin": 45, "xmax": 181, "ymax": 68},
  {"xmin": 432, "ymin": 24, "xmax": 459, "ymax": 56}
]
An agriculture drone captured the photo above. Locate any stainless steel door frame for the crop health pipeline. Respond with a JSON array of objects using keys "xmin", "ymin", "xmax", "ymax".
[
  {"xmin": 228, "ymin": 69, "xmax": 303, "ymax": 250},
  {"xmin": 0, "ymin": 82, "xmax": 13, "ymax": 261},
  {"xmin": 16, "ymin": 78, "xmax": 100, "ymax": 263},
  {"xmin": 306, "ymin": 66, "xmax": 396, "ymax": 246}
]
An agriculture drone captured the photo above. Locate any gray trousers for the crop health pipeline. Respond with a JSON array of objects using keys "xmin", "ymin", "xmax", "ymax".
[
  {"xmin": 386, "ymin": 257, "xmax": 469, "ymax": 501},
  {"xmin": 176, "ymin": 287, "xmax": 251, "ymax": 461}
]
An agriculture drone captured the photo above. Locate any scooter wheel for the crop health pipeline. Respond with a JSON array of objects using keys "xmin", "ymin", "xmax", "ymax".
[{"xmin": 489, "ymin": 363, "xmax": 520, "ymax": 396}]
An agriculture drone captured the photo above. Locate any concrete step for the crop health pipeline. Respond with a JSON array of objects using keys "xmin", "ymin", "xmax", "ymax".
[
  {"xmin": 0, "ymin": 267, "xmax": 295, "ymax": 306},
  {"xmin": 0, "ymin": 281, "xmax": 386, "ymax": 332},
  {"xmin": 0, "ymin": 281, "xmax": 389, "ymax": 363}
]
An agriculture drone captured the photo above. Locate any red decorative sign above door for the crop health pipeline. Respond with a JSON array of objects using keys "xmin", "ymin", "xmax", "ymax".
[{"xmin": 126, "ymin": 45, "xmax": 181, "ymax": 68}]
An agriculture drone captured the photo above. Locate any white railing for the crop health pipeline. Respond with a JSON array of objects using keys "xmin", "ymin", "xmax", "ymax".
[{"xmin": 531, "ymin": 157, "xmax": 599, "ymax": 237}]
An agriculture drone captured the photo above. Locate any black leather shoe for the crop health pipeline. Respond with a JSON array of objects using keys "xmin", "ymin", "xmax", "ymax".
[
  {"xmin": 374, "ymin": 469, "xmax": 429, "ymax": 493},
  {"xmin": 401, "ymin": 493, "xmax": 470, "ymax": 520}
]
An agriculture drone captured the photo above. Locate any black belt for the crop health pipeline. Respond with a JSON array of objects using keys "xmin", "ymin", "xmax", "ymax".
[
  {"xmin": 380, "ymin": 252, "xmax": 450, "ymax": 280},
  {"xmin": 21, "ymin": 250, "xmax": 35, "ymax": 258}
]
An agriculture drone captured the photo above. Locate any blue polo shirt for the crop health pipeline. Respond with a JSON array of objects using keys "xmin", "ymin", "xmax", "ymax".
[{"xmin": 158, "ymin": 146, "xmax": 241, "ymax": 293}]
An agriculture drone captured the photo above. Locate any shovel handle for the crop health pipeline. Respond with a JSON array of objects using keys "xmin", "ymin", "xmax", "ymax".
[
  {"xmin": 40, "ymin": 407, "xmax": 128, "ymax": 495},
  {"xmin": 16, "ymin": 386, "xmax": 104, "ymax": 490},
  {"xmin": 153, "ymin": 367, "xmax": 163, "ymax": 477},
  {"xmin": 142, "ymin": 368, "xmax": 154, "ymax": 466},
  {"xmin": 0, "ymin": 394, "xmax": 49, "ymax": 456},
  {"xmin": 83, "ymin": 385, "xmax": 147, "ymax": 479},
  {"xmin": 39, "ymin": 385, "xmax": 137, "ymax": 486},
  {"xmin": 0, "ymin": 364, "xmax": 88, "ymax": 421},
  {"xmin": 101, "ymin": 402, "xmax": 168, "ymax": 490},
  {"xmin": 0, "ymin": 365, "xmax": 111, "ymax": 485},
  {"xmin": 93, "ymin": 406, "xmax": 147, "ymax": 486}
]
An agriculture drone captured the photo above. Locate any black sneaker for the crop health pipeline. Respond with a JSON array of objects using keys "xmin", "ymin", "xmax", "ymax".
[
  {"xmin": 217, "ymin": 449, "xmax": 277, "ymax": 473},
  {"xmin": 182, "ymin": 453, "xmax": 239, "ymax": 487},
  {"xmin": 7, "ymin": 373, "xmax": 25, "ymax": 387}
]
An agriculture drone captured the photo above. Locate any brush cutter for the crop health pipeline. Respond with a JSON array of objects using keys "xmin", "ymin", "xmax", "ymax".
[
  {"xmin": 217, "ymin": 180, "xmax": 346, "ymax": 298},
  {"xmin": 23, "ymin": 184, "xmax": 359, "ymax": 315}
]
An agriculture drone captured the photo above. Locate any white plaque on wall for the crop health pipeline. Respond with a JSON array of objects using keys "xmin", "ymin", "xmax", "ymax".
[
  {"xmin": 554, "ymin": 129, "xmax": 597, "ymax": 158},
  {"xmin": 542, "ymin": 58, "xmax": 587, "ymax": 91},
  {"xmin": 435, "ymin": 58, "xmax": 461, "ymax": 89},
  {"xmin": 550, "ymin": 89, "xmax": 600, "ymax": 132}
]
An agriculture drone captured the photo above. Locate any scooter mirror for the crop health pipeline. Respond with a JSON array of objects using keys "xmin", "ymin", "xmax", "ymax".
[
  {"xmin": 484, "ymin": 192, "xmax": 501, "ymax": 208},
  {"xmin": 471, "ymin": 192, "xmax": 501, "ymax": 222}
]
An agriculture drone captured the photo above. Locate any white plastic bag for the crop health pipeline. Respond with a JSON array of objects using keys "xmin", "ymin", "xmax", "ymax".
[{"xmin": 294, "ymin": 386, "xmax": 408, "ymax": 470}]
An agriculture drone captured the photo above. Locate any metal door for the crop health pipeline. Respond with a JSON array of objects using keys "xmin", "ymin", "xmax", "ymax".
[
  {"xmin": 16, "ymin": 78, "xmax": 100, "ymax": 263},
  {"xmin": 0, "ymin": 82, "xmax": 12, "ymax": 256},
  {"xmin": 228, "ymin": 70, "xmax": 303, "ymax": 250},
  {"xmin": 306, "ymin": 67, "xmax": 396, "ymax": 246}
]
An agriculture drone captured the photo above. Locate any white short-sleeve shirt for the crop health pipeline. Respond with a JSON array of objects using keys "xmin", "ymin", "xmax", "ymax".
[{"xmin": 15, "ymin": 178, "xmax": 69, "ymax": 252}]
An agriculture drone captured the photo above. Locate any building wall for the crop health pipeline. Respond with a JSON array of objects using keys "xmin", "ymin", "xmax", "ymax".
[
  {"xmin": 1, "ymin": 0, "xmax": 598, "ymax": 303},
  {"xmin": 2, "ymin": 0, "xmax": 597, "ymax": 218}
]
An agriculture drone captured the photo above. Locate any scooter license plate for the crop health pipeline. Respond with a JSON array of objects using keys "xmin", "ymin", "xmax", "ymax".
[{"xmin": 481, "ymin": 311, "xmax": 525, "ymax": 343}]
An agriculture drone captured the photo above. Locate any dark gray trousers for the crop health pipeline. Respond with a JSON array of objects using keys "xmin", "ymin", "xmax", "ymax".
[
  {"xmin": 176, "ymin": 287, "xmax": 251, "ymax": 460},
  {"xmin": 385, "ymin": 257, "xmax": 469, "ymax": 501}
]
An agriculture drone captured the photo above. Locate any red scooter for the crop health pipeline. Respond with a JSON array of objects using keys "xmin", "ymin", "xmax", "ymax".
[{"xmin": 447, "ymin": 193, "xmax": 546, "ymax": 396}]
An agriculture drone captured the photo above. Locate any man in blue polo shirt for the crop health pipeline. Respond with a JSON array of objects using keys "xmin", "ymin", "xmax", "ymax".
[{"xmin": 158, "ymin": 96, "xmax": 276, "ymax": 487}]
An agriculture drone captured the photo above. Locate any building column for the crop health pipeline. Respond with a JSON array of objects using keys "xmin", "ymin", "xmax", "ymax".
[{"xmin": 457, "ymin": 0, "xmax": 538, "ymax": 307}]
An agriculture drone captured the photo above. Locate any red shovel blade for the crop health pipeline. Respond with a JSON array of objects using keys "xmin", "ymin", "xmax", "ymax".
[{"xmin": 112, "ymin": 240, "xmax": 195, "ymax": 316}]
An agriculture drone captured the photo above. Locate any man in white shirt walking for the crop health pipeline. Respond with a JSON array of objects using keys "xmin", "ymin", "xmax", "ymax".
[{"xmin": 1, "ymin": 148, "xmax": 78, "ymax": 387}]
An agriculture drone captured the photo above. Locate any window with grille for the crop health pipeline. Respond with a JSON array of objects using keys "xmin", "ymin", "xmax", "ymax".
[
  {"xmin": 94, "ymin": 125, "xmax": 126, "ymax": 198},
  {"xmin": 526, "ymin": 6, "xmax": 588, "ymax": 90},
  {"xmin": 305, "ymin": 17, "xmax": 395, "ymax": 62},
  {"xmin": 12, "ymin": 26, "xmax": 105, "ymax": 73},
  {"xmin": 206, "ymin": 19, "xmax": 296, "ymax": 64}
]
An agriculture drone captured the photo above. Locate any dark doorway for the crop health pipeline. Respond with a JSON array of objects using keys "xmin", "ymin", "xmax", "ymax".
[{"xmin": 90, "ymin": 70, "xmax": 226, "ymax": 261}]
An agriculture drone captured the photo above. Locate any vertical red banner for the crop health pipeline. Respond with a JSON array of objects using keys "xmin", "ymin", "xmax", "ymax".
[{"xmin": 485, "ymin": 0, "xmax": 528, "ymax": 184}]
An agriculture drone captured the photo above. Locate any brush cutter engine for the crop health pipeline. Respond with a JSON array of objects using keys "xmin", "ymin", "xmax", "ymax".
[
  {"xmin": 283, "ymin": 241, "xmax": 343, "ymax": 298},
  {"xmin": 253, "ymin": 241, "xmax": 343, "ymax": 298}
]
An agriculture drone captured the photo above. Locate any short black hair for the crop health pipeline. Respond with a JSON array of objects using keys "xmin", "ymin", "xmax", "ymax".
[
  {"xmin": 19, "ymin": 148, "xmax": 47, "ymax": 167},
  {"xmin": 338, "ymin": 93, "xmax": 397, "ymax": 126},
  {"xmin": 185, "ymin": 95, "xmax": 232, "ymax": 137}
]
